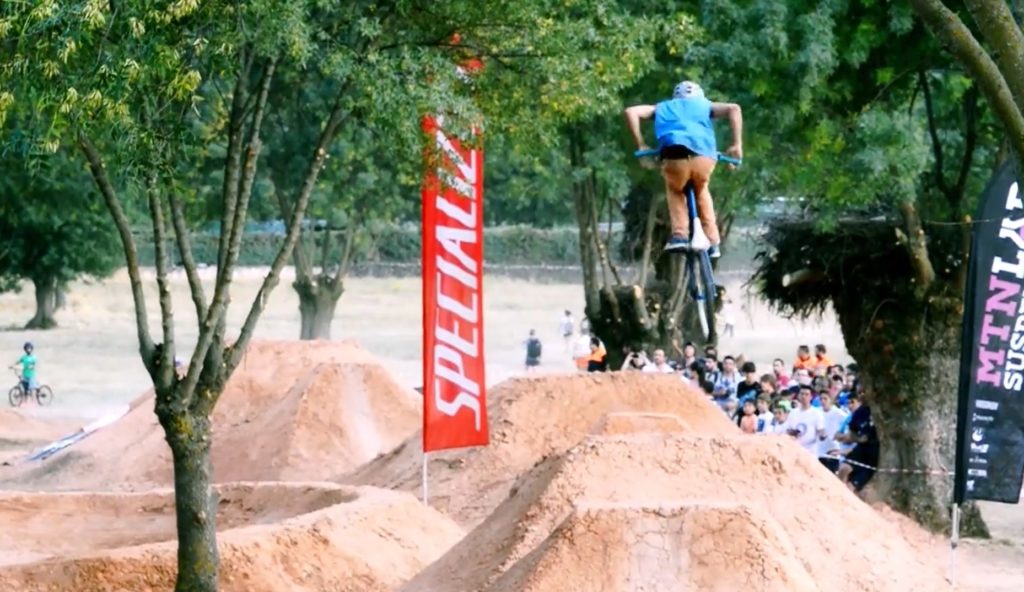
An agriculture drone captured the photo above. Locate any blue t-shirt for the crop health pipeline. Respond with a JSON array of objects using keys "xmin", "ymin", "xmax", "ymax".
[{"xmin": 653, "ymin": 97, "xmax": 717, "ymax": 158}]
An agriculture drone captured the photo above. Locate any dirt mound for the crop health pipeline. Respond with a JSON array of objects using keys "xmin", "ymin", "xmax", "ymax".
[
  {"xmin": 403, "ymin": 432, "xmax": 951, "ymax": 592},
  {"xmin": 345, "ymin": 373, "xmax": 735, "ymax": 529},
  {"xmin": 0, "ymin": 410, "xmax": 78, "ymax": 467},
  {"xmin": 589, "ymin": 411, "xmax": 690, "ymax": 435},
  {"xmin": 0, "ymin": 482, "xmax": 464, "ymax": 592},
  {"xmin": 6, "ymin": 341, "xmax": 420, "ymax": 490},
  {"xmin": 489, "ymin": 502, "xmax": 818, "ymax": 592},
  {"xmin": 0, "ymin": 410, "xmax": 76, "ymax": 444}
]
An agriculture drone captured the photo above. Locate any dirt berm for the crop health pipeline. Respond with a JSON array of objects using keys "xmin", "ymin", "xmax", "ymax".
[
  {"xmin": 4, "ymin": 341, "xmax": 420, "ymax": 491},
  {"xmin": 344, "ymin": 373, "xmax": 735, "ymax": 529}
]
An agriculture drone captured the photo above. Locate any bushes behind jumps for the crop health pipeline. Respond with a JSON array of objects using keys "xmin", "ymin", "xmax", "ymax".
[{"xmin": 134, "ymin": 224, "xmax": 606, "ymax": 267}]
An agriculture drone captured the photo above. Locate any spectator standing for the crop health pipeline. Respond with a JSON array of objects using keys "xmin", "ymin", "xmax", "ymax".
[
  {"xmin": 772, "ymin": 358, "xmax": 791, "ymax": 388},
  {"xmin": 643, "ymin": 349, "xmax": 675, "ymax": 373},
  {"xmin": 817, "ymin": 392, "xmax": 848, "ymax": 472},
  {"xmin": 559, "ymin": 310, "xmax": 574, "ymax": 353},
  {"xmin": 572, "ymin": 328, "xmax": 592, "ymax": 372},
  {"xmin": 813, "ymin": 344, "xmax": 833, "ymax": 372},
  {"xmin": 586, "ymin": 336, "xmax": 608, "ymax": 372},
  {"xmin": 682, "ymin": 342, "xmax": 697, "ymax": 371},
  {"xmin": 721, "ymin": 298, "xmax": 737, "ymax": 338},
  {"xmin": 836, "ymin": 392, "xmax": 880, "ymax": 492},
  {"xmin": 702, "ymin": 356, "xmax": 722, "ymax": 387},
  {"xmin": 621, "ymin": 349, "xmax": 650, "ymax": 371},
  {"xmin": 524, "ymin": 330, "xmax": 542, "ymax": 372},
  {"xmin": 736, "ymin": 361, "xmax": 762, "ymax": 403},
  {"xmin": 787, "ymin": 385, "xmax": 826, "ymax": 456},
  {"xmin": 737, "ymin": 398, "xmax": 758, "ymax": 433},
  {"xmin": 792, "ymin": 345, "xmax": 815, "ymax": 373},
  {"xmin": 759, "ymin": 374, "xmax": 777, "ymax": 399},
  {"xmin": 755, "ymin": 396, "xmax": 773, "ymax": 433},
  {"xmin": 770, "ymin": 400, "xmax": 793, "ymax": 434},
  {"xmin": 715, "ymin": 356, "xmax": 740, "ymax": 397}
]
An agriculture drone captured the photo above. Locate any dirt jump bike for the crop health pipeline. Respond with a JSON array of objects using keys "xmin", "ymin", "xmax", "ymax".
[
  {"xmin": 8, "ymin": 369, "xmax": 53, "ymax": 407},
  {"xmin": 634, "ymin": 148, "xmax": 741, "ymax": 340}
]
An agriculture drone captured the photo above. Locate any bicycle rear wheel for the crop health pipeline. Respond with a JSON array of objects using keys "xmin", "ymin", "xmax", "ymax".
[
  {"xmin": 36, "ymin": 385, "xmax": 53, "ymax": 406},
  {"xmin": 693, "ymin": 251, "xmax": 717, "ymax": 340},
  {"xmin": 686, "ymin": 254, "xmax": 711, "ymax": 341},
  {"xmin": 8, "ymin": 386, "xmax": 24, "ymax": 407}
]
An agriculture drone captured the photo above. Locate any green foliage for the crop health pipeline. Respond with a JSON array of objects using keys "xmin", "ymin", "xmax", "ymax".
[{"xmin": 0, "ymin": 150, "xmax": 121, "ymax": 292}]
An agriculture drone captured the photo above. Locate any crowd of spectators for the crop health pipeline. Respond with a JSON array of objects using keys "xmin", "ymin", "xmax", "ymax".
[
  {"xmin": 617, "ymin": 340, "xmax": 880, "ymax": 493},
  {"xmin": 551, "ymin": 315, "xmax": 879, "ymax": 494}
]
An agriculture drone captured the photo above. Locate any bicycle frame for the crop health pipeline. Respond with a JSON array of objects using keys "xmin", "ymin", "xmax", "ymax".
[{"xmin": 633, "ymin": 148, "xmax": 741, "ymax": 341}]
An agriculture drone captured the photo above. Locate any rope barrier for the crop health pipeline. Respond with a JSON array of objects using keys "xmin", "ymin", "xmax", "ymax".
[{"xmin": 820, "ymin": 453, "xmax": 953, "ymax": 476}]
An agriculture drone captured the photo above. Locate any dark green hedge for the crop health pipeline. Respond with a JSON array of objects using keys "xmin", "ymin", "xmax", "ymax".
[{"xmin": 135, "ymin": 225, "xmax": 616, "ymax": 267}]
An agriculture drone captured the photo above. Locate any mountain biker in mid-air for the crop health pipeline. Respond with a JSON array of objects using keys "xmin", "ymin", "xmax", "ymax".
[
  {"xmin": 9, "ymin": 341, "xmax": 38, "ymax": 395},
  {"xmin": 623, "ymin": 80, "xmax": 743, "ymax": 256}
]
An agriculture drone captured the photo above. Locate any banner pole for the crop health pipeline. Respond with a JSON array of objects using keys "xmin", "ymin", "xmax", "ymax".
[
  {"xmin": 950, "ymin": 503, "xmax": 961, "ymax": 586},
  {"xmin": 422, "ymin": 452, "xmax": 429, "ymax": 505}
]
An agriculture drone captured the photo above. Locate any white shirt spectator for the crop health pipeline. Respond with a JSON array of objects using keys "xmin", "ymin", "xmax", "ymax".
[
  {"xmin": 643, "ymin": 362, "xmax": 674, "ymax": 374},
  {"xmin": 559, "ymin": 314, "xmax": 574, "ymax": 337},
  {"xmin": 818, "ymin": 405, "xmax": 849, "ymax": 459},
  {"xmin": 788, "ymin": 405, "xmax": 825, "ymax": 455}
]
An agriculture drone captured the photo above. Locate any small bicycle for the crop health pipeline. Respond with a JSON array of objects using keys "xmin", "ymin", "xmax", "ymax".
[
  {"xmin": 634, "ymin": 148, "xmax": 741, "ymax": 340},
  {"xmin": 8, "ymin": 369, "xmax": 54, "ymax": 407}
]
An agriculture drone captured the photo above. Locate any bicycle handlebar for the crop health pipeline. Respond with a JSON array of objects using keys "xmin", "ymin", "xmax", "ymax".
[{"xmin": 634, "ymin": 148, "xmax": 741, "ymax": 167}]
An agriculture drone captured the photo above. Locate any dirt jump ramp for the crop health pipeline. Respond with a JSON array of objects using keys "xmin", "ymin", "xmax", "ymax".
[
  {"xmin": 5, "ymin": 341, "xmax": 421, "ymax": 491},
  {"xmin": 345, "ymin": 373, "xmax": 735, "ymax": 529},
  {"xmin": 0, "ymin": 482, "xmax": 463, "ymax": 592},
  {"xmin": 402, "ymin": 432, "xmax": 951, "ymax": 592}
]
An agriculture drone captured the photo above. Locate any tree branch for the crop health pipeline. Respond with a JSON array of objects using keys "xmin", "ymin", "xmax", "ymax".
[
  {"xmin": 181, "ymin": 57, "xmax": 277, "ymax": 411},
  {"xmin": 146, "ymin": 173, "xmax": 176, "ymax": 390},
  {"xmin": 954, "ymin": 84, "xmax": 980, "ymax": 203},
  {"xmin": 216, "ymin": 47, "xmax": 254, "ymax": 278},
  {"xmin": 919, "ymin": 69, "xmax": 947, "ymax": 195},
  {"xmin": 637, "ymin": 192, "xmax": 659, "ymax": 289},
  {"xmin": 169, "ymin": 191, "xmax": 208, "ymax": 321},
  {"xmin": 909, "ymin": 0, "xmax": 1024, "ymax": 162},
  {"xmin": 220, "ymin": 100, "xmax": 348, "ymax": 393},
  {"xmin": 78, "ymin": 135, "xmax": 157, "ymax": 371},
  {"xmin": 896, "ymin": 200, "xmax": 937, "ymax": 295},
  {"xmin": 318, "ymin": 227, "xmax": 332, "ymax": 274},
  {"xmin": 274, "ymin": 191, "xmax": 314, "ymax": 281},
  {"xmin": 964, "ymin": 0, "xmax": 1024, "ymax": 114},
  {"xmin": 334, "ymin": 214, "xmax": 361, "ymax": 283}
]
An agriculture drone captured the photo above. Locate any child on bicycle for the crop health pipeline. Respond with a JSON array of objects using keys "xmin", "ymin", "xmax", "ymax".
[
  {"xmin": 623, "ymin": 80, "xmax": 743, "ymax": 256},
  {"xmin": 9, "ymin": 341, "xmax": 38, "ymax": 394}
]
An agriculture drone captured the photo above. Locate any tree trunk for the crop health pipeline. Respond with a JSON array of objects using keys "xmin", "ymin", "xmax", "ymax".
[
  {"xmin": 833, "ymin": 286, "xmax": 989, "ymax": 536},
  {"xmin": 294, "ymin": 274, "xmax": 344, "ymax": 340},
  {"xmin": 160, "ymin": 407, "xmax": 219, "ymax": 592},
  {"xmin": 25, "ymin": 276, "xmax": 58, "ymax": 329}
]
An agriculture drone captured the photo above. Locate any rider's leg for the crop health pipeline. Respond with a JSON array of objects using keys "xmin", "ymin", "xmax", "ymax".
[
  {"xmin": 661, "ymin": 158, "xmax": 695, "ymax": 241},
  {"xmin": 689, "ymin": 157, "xmax": 720, "ymax": 246}
]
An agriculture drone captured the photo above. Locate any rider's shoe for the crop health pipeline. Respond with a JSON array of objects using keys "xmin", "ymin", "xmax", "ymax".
[
  {"xmin": 708, "ymin": 245, "xmax": 721, "ymax": 259},
  {"xmin": 664, "ymin": 236, "xmax": 691, "ymax": 252}
]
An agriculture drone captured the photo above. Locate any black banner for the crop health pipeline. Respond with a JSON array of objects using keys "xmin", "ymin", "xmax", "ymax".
[{"xmin": 955, "ymin": 159, "xmax": 1024, "ymax": 504}]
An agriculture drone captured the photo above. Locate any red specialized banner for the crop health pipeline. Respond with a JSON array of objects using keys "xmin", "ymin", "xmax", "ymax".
[{"xmin": 421, "ymin": 115, "xmax": 487, "ymax": 452}]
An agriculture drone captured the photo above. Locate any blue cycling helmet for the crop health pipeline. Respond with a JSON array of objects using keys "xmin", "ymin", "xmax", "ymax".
[
  {"xmin": 673, "ymin": 80, "xmax": 704, "ymax": 99},
  {"xmin": 23, "ymin": 342, "xmax": 33, "ymax": 351}
]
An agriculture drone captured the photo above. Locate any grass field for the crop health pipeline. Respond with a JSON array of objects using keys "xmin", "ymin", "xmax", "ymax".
[{"xmin": 0, "ymin": 267, "xmax": 848, "ymax": 421}]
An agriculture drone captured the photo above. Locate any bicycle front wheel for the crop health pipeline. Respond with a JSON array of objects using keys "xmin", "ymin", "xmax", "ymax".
[
  {"xmin": 8, "ymin": 386, "xmax": 24, "ymax": 407},
  {"xmin": 36, "ymin": 385, "xmax": 53, "ymax": 406}
]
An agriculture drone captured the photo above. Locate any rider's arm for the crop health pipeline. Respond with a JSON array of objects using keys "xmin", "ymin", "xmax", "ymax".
[
  {"xmin": 623, "ymin": 105, "xmax": 656, "ymax": 149},
  {"xmin": 710, "ymin": 102, "xmax": 743, "ymax": 157}
]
